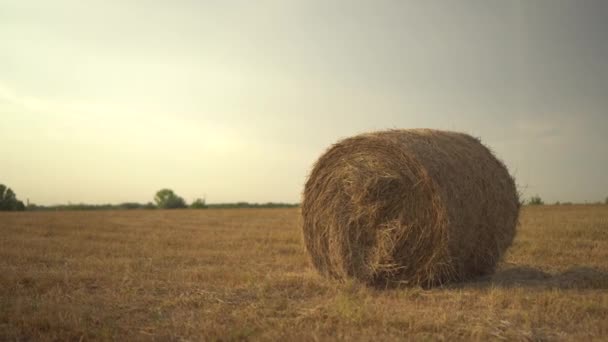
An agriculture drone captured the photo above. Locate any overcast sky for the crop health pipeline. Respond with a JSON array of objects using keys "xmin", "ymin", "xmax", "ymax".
[{"xmin": 1, "ymin": 0, "xmax": 607, "ymax": 205}]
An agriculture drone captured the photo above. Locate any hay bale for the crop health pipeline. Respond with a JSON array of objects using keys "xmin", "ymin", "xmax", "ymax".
[{"xmin": 301, "ymin": 129, "xmax": 519, "ymax": 286}]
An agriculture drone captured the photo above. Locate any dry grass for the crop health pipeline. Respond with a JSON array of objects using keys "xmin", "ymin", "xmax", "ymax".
[{"xmin": 1, "ymin": 205, "xmax": 607, "ymax": 341}]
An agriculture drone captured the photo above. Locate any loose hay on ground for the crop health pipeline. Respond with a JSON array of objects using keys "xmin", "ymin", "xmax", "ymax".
[{"xmin": 301, "ymin": 129, "xmax": 520, "ymax": 286}]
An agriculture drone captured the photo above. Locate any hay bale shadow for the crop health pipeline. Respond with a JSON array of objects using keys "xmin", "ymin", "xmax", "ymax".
[{"xmin": 451, "ymin": 266, "xmax": 608, "ymax": 290}]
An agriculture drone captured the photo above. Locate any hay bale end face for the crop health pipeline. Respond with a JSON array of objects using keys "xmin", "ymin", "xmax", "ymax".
[{"xmin": 301, "ymin": 129, "xmax": 520, "ymax": 286}]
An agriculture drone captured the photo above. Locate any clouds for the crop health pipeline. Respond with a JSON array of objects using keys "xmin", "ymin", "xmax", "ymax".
[{"xmin": 1, "ymin": 1, "xmax": 607, "ymax": 204}]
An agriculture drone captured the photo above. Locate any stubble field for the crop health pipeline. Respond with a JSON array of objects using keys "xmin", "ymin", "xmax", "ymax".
[{"xmin": 1, "ymin": 205, "xmax": 607, "ymax": 341}]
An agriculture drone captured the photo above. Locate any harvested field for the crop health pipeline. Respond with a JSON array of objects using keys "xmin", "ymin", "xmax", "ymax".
[{"xmin": 1, "ymin": 205, "xmax": 607, "ymax": 340}]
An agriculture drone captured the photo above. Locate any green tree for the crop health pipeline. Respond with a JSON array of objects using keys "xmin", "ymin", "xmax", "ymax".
[
  {"xmin": 528, "ymin": 195, "xmax": 544, "ymax": 206},
  {"xmin": 190, "ymin": 198, "xmax": 207, "ymax": 209},
  {"xmin": 605, "ymin": 196, "xmax": 608, "ymax": 205},
  {"xmin": 0, "ymin": 184, "xmax": 26, "ymax": 211},
  {"xmin": 154, "ymin": 189, "xmax": 187, "ymax": 209}
]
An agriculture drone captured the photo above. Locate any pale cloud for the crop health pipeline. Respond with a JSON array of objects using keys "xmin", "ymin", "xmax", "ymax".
[{"xmin": 1, "ymin": 1, "xmax": 607, "ymax": 204}]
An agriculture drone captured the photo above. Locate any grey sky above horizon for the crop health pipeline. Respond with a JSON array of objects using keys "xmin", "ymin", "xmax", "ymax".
[{"xmin": 1, "ymin": 0, "xmax": 607, "ymax": 205}]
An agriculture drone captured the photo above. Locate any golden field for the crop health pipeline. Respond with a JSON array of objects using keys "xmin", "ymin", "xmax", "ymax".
[{"xmin": 1, "ymin": 205, "xmax": 607, "ymax": 341}]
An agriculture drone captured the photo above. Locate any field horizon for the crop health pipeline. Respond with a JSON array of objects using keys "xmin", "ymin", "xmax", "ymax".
[{"xmin": 1, "ymin": 205, "xmax": 607, "ymax": 340}]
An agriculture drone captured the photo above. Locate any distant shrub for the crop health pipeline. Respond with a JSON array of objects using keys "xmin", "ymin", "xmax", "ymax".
[
  {"xmin": 0, "ymin": 184, "xmax": 26, "ymax": 211},
  {"xmin": 191, "ymin": 198, "xmax": 207, "ymax": 209},
  {"xmin": 115, "ymin": 202, "xmax": 156, "ymax": 210},
  {"xmin": 14, "ymin": 201, "xmax": 25, "ymax": 211},
  {"xmin": 528, "ymin": 195, "xmax": 544, "ymax": 206},
  {"xmin": 118, "ymin": 202, "xmax": 144, "ymax": 210},
  {"xmin": 143, "ymin": 202, "xmax": 157, "ymax": 210},
  {"xmin": 154, "ymin": 189, "xmax": 187, "ymax": 209}
]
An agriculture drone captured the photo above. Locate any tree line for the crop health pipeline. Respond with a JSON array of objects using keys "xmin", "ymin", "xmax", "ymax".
[
  {"xmin": 0, "ymin": 184, "xmax": 298, "ymax": 211},
  {"xmin": 524, "ymin": 194, "xmax": 608, "ymax": 206},
  {"xmin": 2, "ymin": 183, "xmax": 605, "ymax": 212}
]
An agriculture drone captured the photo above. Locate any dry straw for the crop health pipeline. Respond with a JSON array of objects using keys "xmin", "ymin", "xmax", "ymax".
[{"xmin": 301, "ymin": 129, "xmax": 520, "ymax": 287}]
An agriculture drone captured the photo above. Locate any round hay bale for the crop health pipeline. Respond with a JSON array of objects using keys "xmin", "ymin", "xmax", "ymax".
[{"xmin": 301, "ymin": 129, "xmax": 519, "ymax": 286}]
